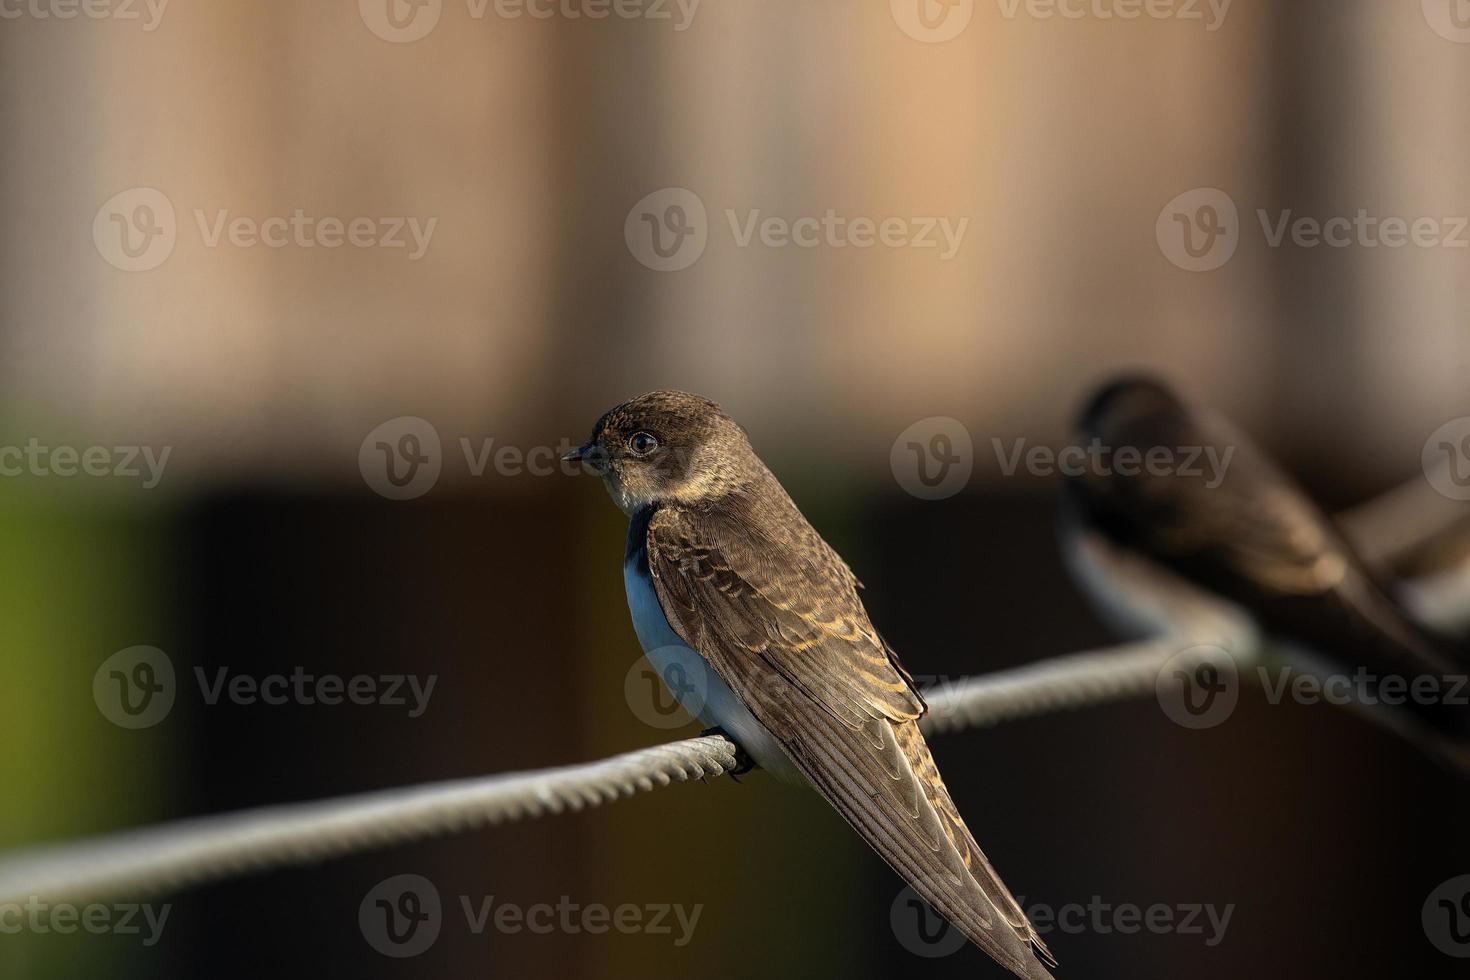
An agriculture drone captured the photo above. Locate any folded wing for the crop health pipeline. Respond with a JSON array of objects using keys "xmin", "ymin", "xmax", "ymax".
[{"xmin": 644, "ymin": 497, "xmax": 1054, "ymax": 979}]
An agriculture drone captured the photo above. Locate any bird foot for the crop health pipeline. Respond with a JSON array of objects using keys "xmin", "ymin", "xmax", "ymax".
[{"xmin": 700, "ymin": 726, "xmax": 756, "ymax": 779}]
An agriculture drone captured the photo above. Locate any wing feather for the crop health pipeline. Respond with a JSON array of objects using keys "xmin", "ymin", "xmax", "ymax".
[
  {"xmin": 645, "ymin": 499, "xmax": 1053, "ymax": 979},
  {"xmin": 1073, "ymin": 399, "xmax": 1470, "ymax": 753}
]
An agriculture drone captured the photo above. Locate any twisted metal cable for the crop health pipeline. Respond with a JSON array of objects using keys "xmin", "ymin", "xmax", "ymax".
[
  {"xmin": 921, "ymin": 640, "xmax": 1220, "ymax": 734},
  {"xmin": 0, "ymin": 477, "xmax": 1463, "ymax": 909},
  {"xmin": 0, "ymin": 642, "xmax": 1191, "ymax": 909},
  {"xmin": 0, "ymin": 735, "xmax": 741, "ymax": 907}
]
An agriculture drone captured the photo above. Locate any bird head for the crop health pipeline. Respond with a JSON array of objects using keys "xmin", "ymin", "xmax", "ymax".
[{"xmin": 564, "ymin": 390, "xmax": 754, "ymax": 515}]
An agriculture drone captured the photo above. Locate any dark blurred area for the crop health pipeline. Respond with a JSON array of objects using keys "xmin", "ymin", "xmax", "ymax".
[
  {"xmin": 4, "ymin": 481, "xmax": 1468, "ymax": 979},
  {"xmin": 3, "ymin": 1, "xmax": 1470, "ymax": 978}
]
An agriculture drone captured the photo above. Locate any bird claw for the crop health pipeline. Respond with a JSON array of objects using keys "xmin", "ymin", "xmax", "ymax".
[{"xmin": 700, "ymin": 726, "xmax": 756, "ymax": 779}]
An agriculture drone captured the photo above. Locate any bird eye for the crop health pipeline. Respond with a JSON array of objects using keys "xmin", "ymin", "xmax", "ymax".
[{"xmin": 628, "ymin": 431, "xmax": 659, "ymax": 456}]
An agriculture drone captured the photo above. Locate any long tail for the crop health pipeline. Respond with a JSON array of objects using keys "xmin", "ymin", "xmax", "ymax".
[
  {"xmin": 894, "ymin": 721, "xmax": 1057, "ymax": 973},
  {"xmin": 772, "ymin": 701, "xmax": 1056, "ymax": 978}
]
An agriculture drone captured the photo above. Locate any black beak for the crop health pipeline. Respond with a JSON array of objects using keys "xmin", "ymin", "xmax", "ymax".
[{"xmin": 562, "ymin": 443, "xmax": 605, "ymax": 471}]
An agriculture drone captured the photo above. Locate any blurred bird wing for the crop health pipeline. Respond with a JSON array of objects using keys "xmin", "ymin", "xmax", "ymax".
[
  {"xmin": 1085, "ymin": 411, "xmax": 1341, "ymax": 590},
  {"xmin": 643, "ymin": 503, "xmax": 1054, "ymax": 979},
  {"xmin": 1085, "ymin": 409, "xmax": 1465, "ymax": 676}
]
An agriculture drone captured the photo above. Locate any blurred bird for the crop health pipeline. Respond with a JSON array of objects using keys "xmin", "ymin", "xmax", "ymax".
[
  {"xmin": 1059, "ymin": 375, "xmax": 1470, "ymax": 773},
  {"xmin": 565, "ymin": 390, "xmax": 1056, "ymax": 980}
]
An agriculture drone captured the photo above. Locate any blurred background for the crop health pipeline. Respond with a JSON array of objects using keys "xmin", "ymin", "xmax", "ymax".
[{"xmin": 2, "ymin": 0, "xmax": 1470, "ymax": 977}]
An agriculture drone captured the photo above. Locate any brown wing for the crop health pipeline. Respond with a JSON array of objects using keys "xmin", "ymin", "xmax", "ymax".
[
  {"xmin": 1076, "ymin": 408, "xmax": 1467, "ymax": 679},
  {"xmin": 1071, "ymin": 393, "xmax": 1470, "ymax": 758},
  {"xmin": 644, "ymin": 497, "xmax": 1054, "ymax": 979}
]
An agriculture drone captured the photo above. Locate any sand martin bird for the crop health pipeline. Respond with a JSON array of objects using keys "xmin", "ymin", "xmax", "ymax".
[
  {"xmin": 1060, "ymin": 376, "xmax": 1470, "ymax": 772},
  {"xmin": 564, "ymin": 390, "xmax": 1055, "ymax": 979}
]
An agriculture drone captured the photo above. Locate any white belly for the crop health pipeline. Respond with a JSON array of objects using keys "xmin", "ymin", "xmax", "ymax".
[{"xmin": 624, "ymin": 559, "xmax": 802, "ymax": 783}]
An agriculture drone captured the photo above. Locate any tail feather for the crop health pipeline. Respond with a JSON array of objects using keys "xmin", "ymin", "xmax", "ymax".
[
  {"xmin": 778, "ymin": 708, "xmax": 1055, "ymax": 979},
  {"xmin": 895, "ymin": 721, "xmax": 1057, "ymax": 969}
]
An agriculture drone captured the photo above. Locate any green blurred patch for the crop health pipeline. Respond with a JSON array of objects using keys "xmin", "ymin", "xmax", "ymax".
[
  {"xmin": 0, "ymin": 469, "xmax": 177, "ymax": 979},
  {"xmin": 0, "ymin": 479, "xmax": 176, "ymax": 845}
]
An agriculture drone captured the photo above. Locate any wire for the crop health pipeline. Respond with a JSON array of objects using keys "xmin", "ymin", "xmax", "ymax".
[
  {"xmin": 0, "ymin": 735, "xmax": 742, "ymax": 907},
  {"xmin": 0, "ymin": 479, "xmax": 1463, "ymax": 909},
  {"xmin": 921, "ymin": 640, "xmax": 1222, "ymax": 735},
  {"xmin": 0, "ymin": 641, "xmax": 1197, "ymax": 908}
]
